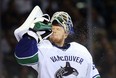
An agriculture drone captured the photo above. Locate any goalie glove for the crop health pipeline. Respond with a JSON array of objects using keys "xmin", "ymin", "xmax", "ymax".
[
  {"xmin": 14, "ymin": 6, "xmax": 52, "ymax": 42},
  {"xmin": 14, "ymin": 6, "xmax": 44, "ymax": 42},
  {"xmin": 26, "ymin": 14, "xmax": 52, "ymax": 42}
]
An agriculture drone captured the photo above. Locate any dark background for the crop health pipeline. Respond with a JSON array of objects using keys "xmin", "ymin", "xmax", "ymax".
[{"xmin": 0, "ymin": 0, "xmax": 116, "ymax": 78}]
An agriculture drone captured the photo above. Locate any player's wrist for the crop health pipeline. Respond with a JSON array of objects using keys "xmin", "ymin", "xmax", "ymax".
[{"xmin": 26, "ymin": 29, "xmax": 39, "ymax": 42}]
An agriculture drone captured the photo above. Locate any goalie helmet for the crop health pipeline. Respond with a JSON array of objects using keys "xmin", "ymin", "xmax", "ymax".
[{"xmin": 51, "ymin": 11, "xmax": 74, "ymax": 34}]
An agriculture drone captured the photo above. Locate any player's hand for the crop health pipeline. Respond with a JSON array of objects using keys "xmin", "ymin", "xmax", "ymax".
[{"xmin": 27, "ymin": 14, "xmax": 52, "ymax": 42}]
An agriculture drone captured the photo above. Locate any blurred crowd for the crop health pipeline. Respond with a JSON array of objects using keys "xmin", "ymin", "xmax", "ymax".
[{"xmin": 0, "ymin": 0, "xmax": 116, "ymax": 78}]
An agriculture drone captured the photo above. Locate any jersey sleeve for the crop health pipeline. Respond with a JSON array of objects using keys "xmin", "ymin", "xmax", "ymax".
[
  {"xmin": 86, "ymin": 61, "xmax": 101, "ymax": 78},
  {"xmin": 74, "ymin": 42, "xmax": 101, "ymax": 78},
  {"xmin": 14, "ymin": 35, "xmax": 39, "ymax": 65}
]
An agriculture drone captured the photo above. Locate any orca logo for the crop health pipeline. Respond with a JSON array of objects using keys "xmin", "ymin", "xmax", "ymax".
[{"xmin": 55, "ymin": 62, "xmax": 78, "ymax": 78}]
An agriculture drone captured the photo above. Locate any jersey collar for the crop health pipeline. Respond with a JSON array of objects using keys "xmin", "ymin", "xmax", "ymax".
[{"xmin": 52, "ymin": 42, "xmax": 70, "ymax": 51}]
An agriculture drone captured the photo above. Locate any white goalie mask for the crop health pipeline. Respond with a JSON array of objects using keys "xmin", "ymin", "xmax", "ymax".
[{"xmin": 51, "ymin": 11, "xmax": 74, "ymax": 34}]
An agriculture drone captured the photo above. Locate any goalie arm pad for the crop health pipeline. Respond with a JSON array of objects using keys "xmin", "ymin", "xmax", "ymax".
[{"xmin": 14, "ymin": 35, "xmax": 39, "ymax": 65}]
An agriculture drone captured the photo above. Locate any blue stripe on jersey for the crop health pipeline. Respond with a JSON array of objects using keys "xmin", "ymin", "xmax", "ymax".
[{"xmin": 15, "ymin": 36, "xmax": 38, "ymax": 58}]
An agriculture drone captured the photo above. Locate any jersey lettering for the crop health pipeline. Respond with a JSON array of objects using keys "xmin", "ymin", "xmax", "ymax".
[{"xmin": 50, "ymin": 55, "xmax": 84, "ymax": 64}]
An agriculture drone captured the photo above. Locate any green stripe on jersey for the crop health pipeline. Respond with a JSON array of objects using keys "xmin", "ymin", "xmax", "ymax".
[{"xmin": 16, "ymin": 54, "xmax": 38, "ymax": 65}]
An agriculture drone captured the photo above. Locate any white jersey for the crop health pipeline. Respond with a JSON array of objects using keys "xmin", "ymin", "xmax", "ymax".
[{"xmin": 31, "ymin": 40, "xmax": 100, "ymax": 78}]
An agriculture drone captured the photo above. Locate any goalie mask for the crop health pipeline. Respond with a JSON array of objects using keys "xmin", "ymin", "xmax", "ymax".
[{"xmin": 51, "ymin": 11, "xmax": 74, "ymax": 35}]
